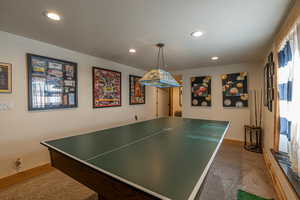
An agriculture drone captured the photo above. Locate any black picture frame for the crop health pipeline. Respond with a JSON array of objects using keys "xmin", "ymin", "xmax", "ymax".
[
  {"xmin": 264, "ymin": 52, "xmax": 275, "ymax": 112},
  {"xmin": 129, "ymin": 75, "xmax": 145, "ymax": 105},
  {"xmin": 191, "ymin": 76, "xmax": 212, "ymax": 107},
  {"xmin": 27, "ymin": 54, "xmax": 78, "ymax": 111},
  {"xmin": 269, "ymin": 61, "xmax": 275, "ymax": 76},
  {"xmin": 221, "ymin": 72, "xmax": 248, "ymax": 108},
  {"xmin": 264, "ymin": 63, "xmax": 269, "ymax": 106},
  {"xmin": 0, "ymin": 62, "xmax": 12, "ymax": 93},
  {"xmin": 268, "ymin": 52, "xmax": 273, "ymax": 63},
  {"xmin": 92, "ymin": 67, "xmax": 122, "ymax": 108}
]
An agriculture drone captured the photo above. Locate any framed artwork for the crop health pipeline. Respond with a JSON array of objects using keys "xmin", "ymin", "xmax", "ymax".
[
  {"xmin": 27, "ymin": 54, "xmax": 78, "ymax": 111},
  {"xmin": 0, "ymin": 62, "xmax": 12, "ymax": 93},
  {"xmin": 129, "ymin": 75, "xmax": 145, "ymax": 105},
  {"xmin": 264, "ymin": 52, "xmax": 274, "ymax": 111},
  {"xmin": 93, "ymin": 67, "xmax": 121, "ymax": 108},
  {"xmin": 264, "ymin": 64, "xmax": 269, "ymax": 106},
  {"xmin": 221, "ymin": 72, "xmax": 248, "ymax": 108},
  {"xmin": 268, "ymin": 52, "xmax": 275, "ymax": 76},
  {"xmin": 191, "ymin": 76, "xmax": 212, "ymax": 106}
]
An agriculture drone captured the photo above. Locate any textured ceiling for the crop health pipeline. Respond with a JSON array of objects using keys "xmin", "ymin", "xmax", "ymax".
[{"xmin": 0, "ymin": 0, "xmax": 293, "ymax": 70}]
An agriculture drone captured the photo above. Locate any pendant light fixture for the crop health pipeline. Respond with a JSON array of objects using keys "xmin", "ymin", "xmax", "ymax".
[{"xmin": 139, "ymin": 43, "xmax": 181, "ymax": 88}]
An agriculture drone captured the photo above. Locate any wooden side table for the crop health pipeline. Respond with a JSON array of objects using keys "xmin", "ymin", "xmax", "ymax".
[{"xmin": 244, "ymin": 125, "xmax": 262, "ymax": 153}]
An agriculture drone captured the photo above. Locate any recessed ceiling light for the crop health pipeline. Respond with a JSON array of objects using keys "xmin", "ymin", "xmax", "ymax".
[
  {"xmin": 129, "ymin": 48, "xmax": 136, "ymax": 53},
  {"xmin": 211, "ymin": 56, "xmax": 219, "ymax": 60},
  {"xmin": 45, "ymin": 12, "xmax": 61, "ymax": 21},
  {"xmin": 191, "ymin": 31, "xmax": 203, "ymax": 38}
]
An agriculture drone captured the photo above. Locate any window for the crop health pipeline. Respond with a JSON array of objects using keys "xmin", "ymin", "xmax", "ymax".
[{"xmin": 278, "ymin": 22, "xmax": 300, "ymax": 175}]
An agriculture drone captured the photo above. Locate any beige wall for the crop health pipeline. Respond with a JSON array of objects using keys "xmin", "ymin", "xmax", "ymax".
[
  {"xmin": 0, "ymin": 31, "xmax": 159, "ymax": 178},
  {"xmin": 173, "ymin": 62, "xmax": 263, "ymax": 141}
]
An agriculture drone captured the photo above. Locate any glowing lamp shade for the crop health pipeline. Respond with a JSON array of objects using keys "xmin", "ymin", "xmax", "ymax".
[
  {"xmin": 140, "ymin": 43, "xmax": 180, "ymax": 88},
  {"xmin": 139, "ymin": 69, "xmax": 181, "ymax": 88}
]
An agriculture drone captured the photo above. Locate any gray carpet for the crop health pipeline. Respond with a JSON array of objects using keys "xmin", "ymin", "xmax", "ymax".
[
  {"xmin": 0, "ymin": 142, "xmax": 276, "ymax": 200},
  {"xmin": 0, "ymin": 170, "xmax": 97, "ymax": 200},
  {"xmin": 198, "ymin": 142, "xmax": 276, "ymax": 200}
]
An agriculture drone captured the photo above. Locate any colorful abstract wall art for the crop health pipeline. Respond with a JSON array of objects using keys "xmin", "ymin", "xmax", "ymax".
[
  {"xmin": 129, "ymin": 75, "xmax": 145, "ymax": 105},
  {"xmin": 191, "ymin": 76, "xmax": 212, "ymax": 106},
  {"xmin": 93, "ymin": 67, "xmax": 121, "ymax": 108},
  {"xmin": 221, "ymin": 72, "xmax": 248, "ymax": 108}
]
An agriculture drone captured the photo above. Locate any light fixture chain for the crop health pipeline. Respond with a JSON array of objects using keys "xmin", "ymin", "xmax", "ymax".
[
  {"xmin": 156, "ymin": 47, "xmax": 161, "ymax": 69},
  {"xmin": 140, "ymin": 43, "xmax": 180, "ymax": 88},
  {"xmin": 162, "ymin": 47, "xmax": 165, "ymax": 69}
]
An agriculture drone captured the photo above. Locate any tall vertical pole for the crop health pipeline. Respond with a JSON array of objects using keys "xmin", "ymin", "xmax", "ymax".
[
  {"xmin": 250, "ymin": 90, "xmax": 252, "ymax": 126},
  {"xmin": 156, "ymin": 88, "xmax": 159, "ymax": 118},
  {"xmin": 254, "ymin": 90, "xmax": 257, "ymax": 127},
  {"xmin": 259, "ymin": 89, "xmax": 263, "ymax": 127}
]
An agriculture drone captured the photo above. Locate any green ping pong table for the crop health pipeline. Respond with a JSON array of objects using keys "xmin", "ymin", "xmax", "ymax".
[{"xmin": 42, "ymin": 117, "xmax": 229, "ymax": 200}]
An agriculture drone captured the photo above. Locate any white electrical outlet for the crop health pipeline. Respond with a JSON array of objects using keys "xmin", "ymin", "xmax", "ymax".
[{"xmin": 0, "ymin": 102, "xmax": 13, "ymax": 111}]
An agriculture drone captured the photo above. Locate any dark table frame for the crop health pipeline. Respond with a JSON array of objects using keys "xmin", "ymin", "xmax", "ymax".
[{"xmin": 49, "ymin": 148, "xmax": 160, "ymax": 200}]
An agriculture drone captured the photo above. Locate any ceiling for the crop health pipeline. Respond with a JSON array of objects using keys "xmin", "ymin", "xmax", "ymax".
[{"xmin": 0, "ymin": 0, "xmax": 293, "ymax": 70}]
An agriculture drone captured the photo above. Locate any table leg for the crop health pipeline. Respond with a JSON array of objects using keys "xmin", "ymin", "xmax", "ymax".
[
  {"xmin": 98, "ymin": 194, "xmax": 106, "ymax": 200},
  {"xmin": 259, "ymin": 129, "xmax": 262, "ymax": 152}
]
